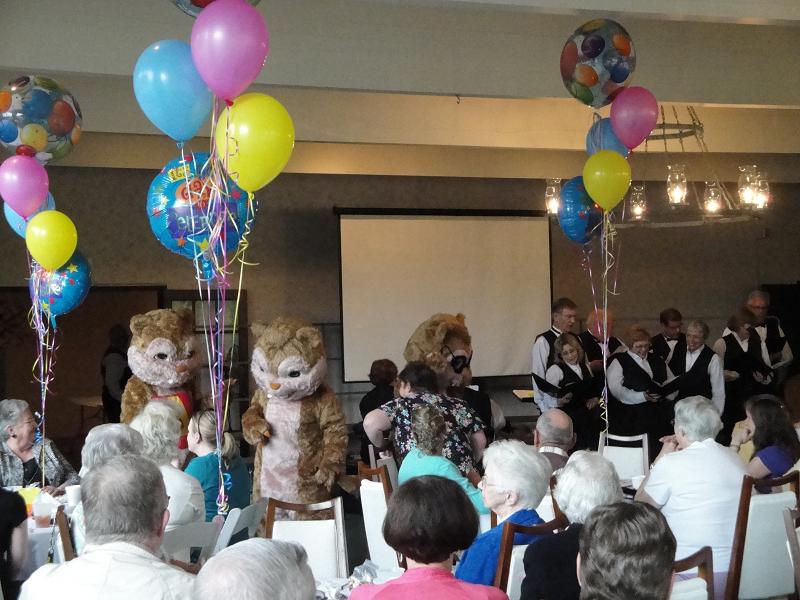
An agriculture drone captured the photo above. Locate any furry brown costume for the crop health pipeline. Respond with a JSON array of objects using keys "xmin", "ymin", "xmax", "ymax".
[
  {"xmin": 404, "ymin": 312, "xmax": 473, "ymax": 389},
  {"xmin": 121, "ymin": 308, "xmax": 201, "ymax": 446},
  {"xmin": 242, "ymin": 317, "xmax": 347, "ymax": 522}
]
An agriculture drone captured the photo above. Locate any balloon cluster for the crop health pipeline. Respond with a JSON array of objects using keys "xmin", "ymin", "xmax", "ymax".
[{"xmin": 557, "ymin": 18, "xmax": 658, "ymax": 244}]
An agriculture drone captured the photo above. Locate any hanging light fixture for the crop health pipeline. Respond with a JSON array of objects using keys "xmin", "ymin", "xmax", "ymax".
[
  {"xmin": 545, "ymin": 178, "xmax": 561, "ymax": 216},
  {"xmin": 666, "ymin": 164, "xmax": 689, "ymax": 206},
  {"xmin": 753, "ymin": 174, "xmax": 769, "ymax": 210},
  {"xmin": 702, "ymin": 181, "xmax": 723, "ymax": 216},
  {"xmin": 629, "ymin": 183, "xmax": 647, "ymax": 220},
  {"xmin": 737, "ymin": 165, "xmax": 759, "ymax": 208}
]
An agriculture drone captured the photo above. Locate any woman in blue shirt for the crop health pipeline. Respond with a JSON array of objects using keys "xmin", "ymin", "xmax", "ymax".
[
  {"xmin": 731, "ymin": 395, "xmax": 800, "ymax": 480},
  {"xmin": 185, "ymin": 410, "xmax": 251, "ymax": 521}
]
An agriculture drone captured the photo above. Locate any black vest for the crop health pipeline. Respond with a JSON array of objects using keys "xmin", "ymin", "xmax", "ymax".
[
  {"xmin": 762, "ymin": 316, "xmax": 787, "ymax": 357},
  {"xmin": 100, "ymin": 347, "xmax": 132, "ymax": 399},
  {"xmin": 613, "ymin": 352, "xmax": 668, "ymax": 392},
  {"xmin": 553, "ymin": 361, "xmax": 595, "ymax": 403},
  {"xmin": 578, "ymin": 331, "xmax": 623, "ymax": 363},
  {"xmin": 535, "ymin": 329, "xmax": 560, "ymax": 370},
  {"xmin": 722, "ymin": 333, "xmax": 771, "ymax": 379},
  {"xmin": 650, "ymin": 333, "xmax": 686, "ymax": 362},
  {"xmin": 669, "ymin": 344, "xmax": 715, "ymax": 400}
]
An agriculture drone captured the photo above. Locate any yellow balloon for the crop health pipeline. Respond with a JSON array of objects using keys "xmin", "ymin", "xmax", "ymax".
[
  {"xmin": 25, "ymin": 210, "xmax": 78, "ymax": 271},
  {"xmin": 21, "ymin": 123, "xmax": 48, "ymax": 152},
  {"xmin": 582, "ymin": 150, "xmax": 632, "ymax": 211},
  {"xmin": 215, "ymin": 93, "xmax": 295, "ymax": 193}
]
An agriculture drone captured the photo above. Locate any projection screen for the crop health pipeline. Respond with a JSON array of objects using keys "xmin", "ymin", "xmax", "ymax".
[{"xmin": 339, "ymin": 211, "xmax": 552, "ymax": 382}]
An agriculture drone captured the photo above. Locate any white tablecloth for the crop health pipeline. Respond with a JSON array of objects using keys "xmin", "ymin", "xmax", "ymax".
[{"xmin": 21, "ymin": 519, "xmax": 56, "ymax": 580}]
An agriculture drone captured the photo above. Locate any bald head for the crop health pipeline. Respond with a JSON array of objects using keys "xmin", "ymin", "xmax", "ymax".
[{"xmin": 535, "ymin": 409, "xmax": 574, "ymax": 449}]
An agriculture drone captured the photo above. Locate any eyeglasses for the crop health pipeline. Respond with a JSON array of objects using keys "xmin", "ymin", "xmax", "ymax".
[{"xmin": 478, "ymin": 476, "xmax": 504, "ymax": 490}]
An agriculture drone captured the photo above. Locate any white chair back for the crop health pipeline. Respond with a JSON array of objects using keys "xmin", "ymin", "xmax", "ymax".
[
  {"xmin": 669, "ymin": 578, "xmax": 708, "ymax": 600},
  {"xmin": 360, "ymin": 479, "xmax": 399, "ymax": 571},
  {"xmin": 535, "ymin": 493, "xmax": 555, "ymax": 524},
  {"xmin": 376, "ymin": 456, "xmax": 399, "ymax": 492},
  {"xmin": 597, "ymin": 432, "xmax": 649, "ymax": 482},
  {"xmin": 162, "ymin": 516, "xmax": 223, "ymax": 563},
  {"xmin": 238, "ymin": 497, "xmax": 269, "ymax": 537},
  {"xmin": 479, "ymin": 513, "xmax": 493, "ymax": 533},
  {"xmin": 506, "ymin": 545, "xmax": 527, "ymax": 600},
  {"xmin": 738, "ymin": 490, "xmax": 796, "ymax": 599},
  {"xmin": 212, "ymin": 508, "xmax": 242, "ymax": 555}
]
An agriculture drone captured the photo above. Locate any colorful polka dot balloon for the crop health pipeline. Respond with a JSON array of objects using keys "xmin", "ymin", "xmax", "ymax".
[{"xmin": 560, "ymin": 19, "xmax": 636, "ymax": 109}]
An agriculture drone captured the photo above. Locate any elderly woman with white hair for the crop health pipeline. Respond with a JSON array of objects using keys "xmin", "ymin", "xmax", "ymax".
[
  {"xmin": 130, "ymin": 403, "xmax": 204, "ymax": 531},
  {"xmin": 0, "ymin": 398, "xmax": 77, "ymax": 492},
  {"xmin": 636, "ymin": 396, "xmax": 746, "ymax": 599},
  {"xmin": 194, "ymin": 538, "xmax": 316, "ymax": 600},
  {"xmin": 72, "ymin": 423, "xmax": 143, "ymax": 555},
  {"xmin": 520, "ymin": 451, "xmax": 622, "ymax": 600},
  {"xmin": 455, "ymin": 439, "xmax": 552, "ymax": 586}
]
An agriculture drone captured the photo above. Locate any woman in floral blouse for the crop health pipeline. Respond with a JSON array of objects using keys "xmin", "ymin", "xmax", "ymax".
[
  {"xmin": 0, "ymin": 399, "xmax": 78, "ymax": 494},
  {"xmin": 364, "ymin": 361, "xmax": 486, "ymax": 483}
]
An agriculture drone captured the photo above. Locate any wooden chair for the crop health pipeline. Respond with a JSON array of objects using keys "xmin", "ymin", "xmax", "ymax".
[
  {"xmin": 493, "ymin": 516, "xmax": 568, "ymax": 599},
  {"xmin": 597, "ymin": 432, "xmax": 649, "ymax": 482},
  {"xmin": 725, "ymin": 471, "xmax": 799, "ymax": 600},
  {"xmin": 783, "ymin": 506, "xmax": 800, "ymax": 593},
  {"xmin": 54, "ymin": 505, "xmax": 75, "ymax": 562},
  {"xmin": 264, "ymin": 497, "xmax": 349, "ymax": 579},
  {"xmin": 671, "ymin": 546, "xmax": 714, "ymax": 600},
  {"xmin": 357, "ymin": 461, "xmax": 393, "ymax": 500}
]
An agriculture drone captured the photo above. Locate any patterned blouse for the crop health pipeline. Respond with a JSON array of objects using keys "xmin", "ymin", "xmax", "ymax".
[
  {"xmin": 381, "ymin": 391, "xmax": 485, "ymax": 476},
  {"xmin": 0, "ymin": 438, "xmax": 79, "ymax": 489}
]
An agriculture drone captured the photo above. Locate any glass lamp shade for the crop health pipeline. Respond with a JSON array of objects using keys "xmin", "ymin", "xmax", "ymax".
[
  {"xmin": 545, "ymin": 178, "xmax": 562, "ymax": 215},
  {"xmin": 629, "ymin": 183, "xmax": 647, "ymax": 221},
  {"xmin": 703, "ymin": 181, "xmax": 723, "ymax": 216},
  {"xmin": 666, "ymin": 164, "xmax": 689, "ymax": 206},
  {"xmin": 738, "ymin": 165, "xmax": 759, "ymax": 208},
  {"xmin": 753, "ymin": 175, "xmax": 769, "ymax": 210}
]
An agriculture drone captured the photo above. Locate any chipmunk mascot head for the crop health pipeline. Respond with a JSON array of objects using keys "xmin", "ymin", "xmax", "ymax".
[
  {"xmin": 404, "ymin": 313, "xmax": 473, "ymax": 390},
  {"xmin": 241, "ymin": 317, "xmax": 347, "ymax": 521},
  {"xmin": 121, "ymin": 308, "xmax": 200, "ymax": 447}
]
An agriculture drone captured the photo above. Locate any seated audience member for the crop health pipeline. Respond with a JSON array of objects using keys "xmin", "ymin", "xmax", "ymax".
[
  {"xmin": 364, "ymin": 361, "xmax": 486, "ymax": 480},
  {"xmin": 532, "ymin": 298, "xmax": 579, "ymax": 412},
  {"xmin": 607, "ymin": 325, "xmax": 676, "ymax": 460},
  {"xmin": 533, "ymin": 408, "xmax": 575, "ymax": 471},
  {"xmin": 578, "ymin": 309, "xmax": 625, "ymax": 375},
  {"xmin": 544, "ymin": 334, "xmax": 601, "ymax": 450},
  {"xmin": 0, "ymin": 487, "xmax": 27, "ymax": 600},
  {"xmin": 578, "ymin": 502, "xmax": 677, "ymax": 600},
  {"xmin": 73, "ymin": 423, "xmax": 144, "ymax": 555},
  {"xmin": 650, "ymin": 308, "xmax": 685, "ymax": 362},
  {"xmin": 130, "ymin": 402, "xmax": 204, "ymax": 530},
  {"xmin": 731, "ymin": 395, "xmax": 800, "ymax": 479},
  {"xmin": 350, "ymin": 476, "xmax": 506, "ymax": 600},
  {"xmin": 397, "ymin": 404, "xmax": 488, "ymax": 514},
  {"xmin": 0, "ymin": 398, "xmax": 78, "ymax": 492},
  {"xmin": 20, "ymin": 454, "xmax": 195, "ymax": 599},
  {"xmin": 186, "ymin": 410, "xmax": 251, "ymax": 521},
  {"xmin": 713, "ymin": 308, "xmax": 772, "ymax": 443},
  {"xmin": 359, "ymin": 359, "xmax": 398, "ymax": 462},
  {"xmin": 450, "ymin": 365, "xmax": 495, "ymax": 444},
  {"xmin": 636, "ymin": 397, "xmax": 745, "ymax": 597},
  {"xmin": 194, "ymin": 538, "xmax": 315, "ymax": 600},
  {"xmin": 521, "ymin": 451, "xmax": 622, "ymax": 600},
  {"xmin": 456, "ymin": 440, "xmax": 552, "ymax": 586},
  {"xmin": 668, "ymin": 320, "xmax": 725, "ymax": 414}
]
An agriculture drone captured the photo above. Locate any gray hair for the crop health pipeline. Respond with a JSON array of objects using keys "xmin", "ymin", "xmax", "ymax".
[
  {"xmin": 554, "ymin": 451, "xmax": 622, "ymax": 524},
  {"xmin": 129, "ymin": 402, "xmax": 180, "ymax": 465},
  {"xmin": 194, "ymin": 539, "xmax": 316, "ymax": 600},
  {"xmin": 483, "ymin": 440, "xmax": 552, "ymax": 509},
  {"xmin": 83, "ymin": 454, "xmax": 167, "ymax": 546},
  {"xmin": 674, "ymin": 396, "xmax": 722, "ymax": 442},
  {"xmin": 747, "ymin": 289, "xmax": 770, "ymax": 304},
  {"xmin": 80, "ymin": 424, "xmax": 143, "ymax": 476},
  {"xmin": 685, "ymin": 320, "xmax": 709, "ymax": 340},
  {"xmin": 535, "ymin": 409, "xmax": 574, "ymax": 447},
  {"xmin": 0, "ymin": 399, "xmax": 31, "ymax": 442}
]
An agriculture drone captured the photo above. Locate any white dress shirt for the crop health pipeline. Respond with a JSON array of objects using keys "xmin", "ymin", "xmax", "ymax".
[
  {"xmin": 531, "ymin": 327, "xmax": 561, "ymax": 411},
  {"xmin": 684, "ymin": 346, "xmax": 725, "ymax": 414},
  {"xmin": 713, "ymin": 331, "xmax": 773, "ymax": 384},
  {"xmin": 160, "ymin": 464, "xmax": 204, "ymax": 531},
  {"xmin": 540, "ymin": 362, "xmax": 584, "ymax": 410},
  {"xmin": 607, "ymin": 351, "xmax": 675, "ymax": 405},
  {"xmin": 20, "ymin": 541, "xmax": 195, "ymax": 600},
  {"xmin": 754, "ymin": 322, "xmax": 794, "ymax": 369}
]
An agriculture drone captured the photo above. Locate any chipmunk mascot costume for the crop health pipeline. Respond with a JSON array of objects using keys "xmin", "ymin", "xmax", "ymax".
[
  {"xmin": 242, "ymin": 317, "xmax": 348, "ymax": 521},
  {"xmin": 404, "ymin": 312, "xmax": 474, "ymax": 390},
  {"xmin": 121, "ymin": 308, "xmax": 201, "ymax": 448}
]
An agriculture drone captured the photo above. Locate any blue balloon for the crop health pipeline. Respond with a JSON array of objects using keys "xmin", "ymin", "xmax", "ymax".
[
  {"xmin": 0, "ymin": 119, "xmax": 17, "ymax": 143},
  {"xmin": 558, "ymin": 176, "xmax": 602, "ymax": 244},
  {"xmin": 4, "ymin": 192, "xmax": 56, "ymax": 238},
  {"xmin": 133, "ymin": 40, "xmax": 212, "ymax": 143},
  {"xmin": 147, "ymin": 152, "xmax": 251, "ymax": 273},
  {"xmin": 586, "ymin": 118, "xmax": 629, "ymax": 158},
  {"xmin": 29, "ymin": 250, "xmax": 91, "ymax": 325}
]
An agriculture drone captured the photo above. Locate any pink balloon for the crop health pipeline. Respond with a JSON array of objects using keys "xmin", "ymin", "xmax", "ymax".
[
  {"xmin": 610, "ymin": 86, "xmax": 658, "ymax": 150},
  {"xmin": 191, "ymin": 0, "xmax": 269, "ymax": 102},
  {"xmin": 0, "ymin": 155, "xmax": 49, "ymax": 218}
]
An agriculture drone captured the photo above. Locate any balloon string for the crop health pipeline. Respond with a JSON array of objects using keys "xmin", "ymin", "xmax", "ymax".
[{"xmin": 599, "ymin": 212, "xmax": 613, "ymax": 437}]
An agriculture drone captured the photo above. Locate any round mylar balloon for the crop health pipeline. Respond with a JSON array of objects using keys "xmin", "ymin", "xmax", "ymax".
[
  {"xmin": 25, "ymin": 210, "xmax": 78, "ymax": 271},
  {"xmin": 147, "ymin": 152, "xmax": 250, "ymax": 269},
  {"xmin": 582, "ymin": 150, "xmax": 632, "ymax": 212},
  {"xmin": 4, "ymin": 192, "xmax": 55, "ymax": 238},
  {"xmin": 586, "ymin": 118, "xmax": 629, "ymax": 158},
  {"xmin": 558, "ymin": 176, "xmax": 602, "ymax": 244},
  {"xmin": 0, "ymin": 75, "xmax": 83, "ymax": 163},
  {"xmin": 172, "ymin": 0, "xmax": 260, "ymax": 18},
  {"xmin": 29, "ymin": 250, "xmax": 91, "ymax": 325},
  {"xmin": 560, "ymin": 19, "xmax": 636, "ymax": 109}
]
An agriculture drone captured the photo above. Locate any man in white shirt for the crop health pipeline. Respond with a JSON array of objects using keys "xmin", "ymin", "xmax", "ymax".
[
  {"xmin": 21, "ymin": 454, "xmax": 194, "ymax": 600},
  {"xmin": 746, "ymin": 289, "xmax": 793, "ymax": 376},
  {"xmin": 650, "ymin": 308, "xmax": 685, "ymax": 363},
  {"xmin": 668, "ymin": 320, "xmax": 725, "ymax": 414},
  {"xmin": 533, "ymin": 408, "xmax": 575, "ymax": 471},
  {"xmin": 636, "ymin": 396, "xmax": 746, "ymax": 597},
  {"xmin": 532, "ymin": 298, "xmax": 578, "ymax": 411}
]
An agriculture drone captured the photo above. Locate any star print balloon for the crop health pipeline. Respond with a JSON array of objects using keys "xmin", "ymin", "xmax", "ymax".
[
  {"xmin": 147, "ymin": 152, "xmax": 250, "ymax": 272},
  {"xmin": 557, "ymin": 176, "xmax": 602, "ymax": 244},
  {"xmin": 29, "ymin": 249, "xmax": 91, "ymax": 325}
]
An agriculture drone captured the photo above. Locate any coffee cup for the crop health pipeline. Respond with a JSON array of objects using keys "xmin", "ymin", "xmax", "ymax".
[{"xmin": 65, "ymin": 485, "xmax": 81, "ymax": 507}]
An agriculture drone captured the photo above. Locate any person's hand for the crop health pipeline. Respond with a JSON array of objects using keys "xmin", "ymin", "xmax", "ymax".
[
  {"xmin": 731, "ymin": 422, "xmax": 753, "ymax": 446},
  {"xmin": 557, "ymin": 392, "xmax": 573, "ymax": 407},
  {"xmin": 314, "ymin": 468, "xmax": 336, "ymax": 491},
  {"xmin": 645, "ymin": 392, "xmax": 661, "ymax": 403},
  {"xmin": 169, "ymin": 559, "xmax": 203, "ymax": 574},
  {"xmin": 753, "ymin": 371, "xmax": 765, "ymax": 383},
  {"xmin": 41, "ymin": 486, "xmax": 57, "ymax": 496},
  {"xmin": 724, "ymin": 370, "xmax": 740, "ymax": 382},
  {"xmin": 656, "ymin": 435, "xmax": 678, "ymax": 459},
  {"xmin": 378, "ymin": 450, "xmax": 393, "ymax": 460},
  {"xmin": 585, "ymin": 397, "xmax": 599, "ymax": 410}
]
